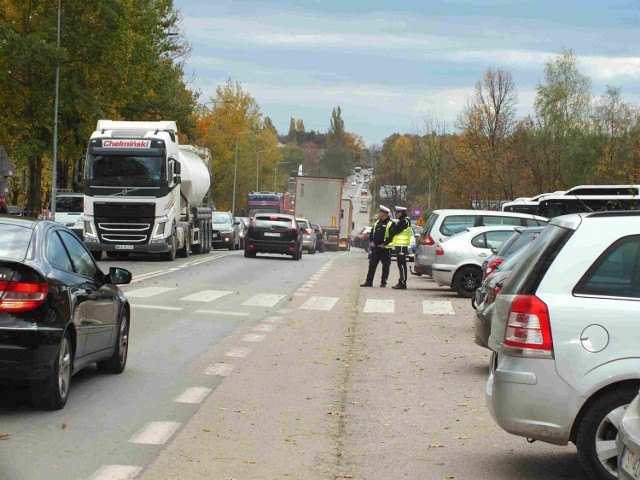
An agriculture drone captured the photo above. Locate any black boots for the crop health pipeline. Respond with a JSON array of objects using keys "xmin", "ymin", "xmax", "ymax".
[{"xmin": 392, "ymin": 283, "xmax": 407, "ymax": 290}]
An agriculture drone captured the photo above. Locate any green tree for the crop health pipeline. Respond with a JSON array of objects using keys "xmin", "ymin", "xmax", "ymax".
[
  {"xmin": 287, "ymin": 118, "xmax": 297, "ymax": 144},
  {"xmin": 327, "ymin": 106, "xmax": 346, "ymax": 147},
  {"xmin": 321, "ymin": 146, "xmax": 352, "ymax": 178}
]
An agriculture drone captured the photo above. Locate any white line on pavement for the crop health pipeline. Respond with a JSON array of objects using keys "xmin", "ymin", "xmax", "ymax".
[
  {"xmin": 278, "ymin": 308, "xmax": 292, "ymax": 314},
  {"xmin": 242, "ymin": 294, "xmax": 286, "ymax": 307},
  {"xmin": 253, "ymin": 324, "xmax": 275, "ymax": 332},
  {"xmin": 131, "ymin": 304, "xmax": 183, "ymax": 312},
  {"xmin": 423, "ymin": 300, "xmax": 456, "ymax": 315},
  {"xmin": 225, "ymin": 347, "xmax": 251, "ymax": 357},
  {"xmin": 195, "ymin": 309, "xmax": 250, "ymax": 317},
  {"xmin": 129, "ymin": 421, "xmax": 181, "ymax": 445},
  {"xmin": 179, "ymin": 290, "xmax": 233, "ymax": 302},
  {"xmin": 203, "ymin": 362, "xmax": 234, "ymax": 376},
  {"xmin": 242, "ymin": 333, "xmax": 266, "ymax": 342},
  {"xmin": 88, "ymin": 465, "xmax": 142, "ymax": 480},
  {"xmin": 363, "ymin": 299, "xmax": 395, "ymax": 313},
  {"xmin": 125, "ymin": 287, "xmax": 175, "ymax": 298},
  {"xmin": 265, "ymin": 316, "xmax": 283, "ymax": 323},
  {"xmin": 300, "ymin": 296, "xmax": 339, "ymax": 311},
  {"xmin": 293, "ymin": 292, "xmax": 307, "ymax": 297},
  {"xmin": 174, "ymin": 387, "xmax": 212, "ymax": 404}
]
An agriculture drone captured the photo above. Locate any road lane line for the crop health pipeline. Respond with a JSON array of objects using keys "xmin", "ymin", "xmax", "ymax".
[
  {"xmin": 203, "ymin": 362, "xmax": 234, "ymax": 376},
  {"xmin": 293, "ymin": 292, "xmax": 307, "ymax": 297},
  {"xmin": 265, "ymin": 316, "xmax": 283, "ymax": 323},
  {"xmin": 278, "ymin": 308, "xmax": 292, "ymax": 314},
  {"xmin": 180, "ymin": 290, "xmax": 233, "ymax": 302},
  {"xmin": 174, "ymin": 387, "xmax": 212, "ymax": 404},
  {"xmin": 423, "ymin": 300, "xmax": 455, "ymax": 315},
  {"xmin": 88, "ymin": 465, "xmax": 142, "ymax": 480},
  {"xmin": 195, "ymin": 309, "xmax": 250, "ymax": 317},
  {"xmin": 242, "ymin": 333, "xmax": 266, "ymax": 342},
  {"xmin": 253, "ymin": 324, "xmax": 275, "ymax": 332},
  {"xmin": 131, "ymin": 304, "xmax": 183, "ymax": 312},
  {"xmin": 300, "ymin": 296, "xmax": 339, "ymax": 311},
  {"xmin": 125, "ymin": 287, "xmax": 175, "ymax": 298},
  {"xmin": 242, "ymin": 294, "xmax": 286, "ymax": 307},
  {"xmin": 129, "ymin": 421, "xmax": 181, "ymax": 445},
  {"xmin": 363, "ymin": 299, "xmax": 395, "ymax": 313},
  {"xmin": 225, "ymin": 347, "xmax": 251, "ymax": 357}
]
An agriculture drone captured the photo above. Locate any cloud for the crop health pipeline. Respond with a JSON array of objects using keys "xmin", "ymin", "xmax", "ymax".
[{"xmin": 580, "ymin": 55, "xmax": 640, "ymax": 80}]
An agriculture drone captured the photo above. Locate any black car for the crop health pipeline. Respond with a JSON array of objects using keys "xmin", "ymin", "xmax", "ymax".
[
  {"xmin": 0, "ymin": 217, "xmax": 132, "ymax": 409},
  {"xmin": 312, "ymin": 223, "xmax": 325, "ymax": 253},
  {"xmin": 211, "ymin": 211, "xmax": 241, "ymax": 250},
  {"xmin": 244, "ymin": 213, "xmax": 303, "ymax": 260}
]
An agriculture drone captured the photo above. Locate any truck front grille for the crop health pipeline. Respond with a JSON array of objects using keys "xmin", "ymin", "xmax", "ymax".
[{"xmin": 94, "ymin": 202, "xmax": 155, "ymax": 244}]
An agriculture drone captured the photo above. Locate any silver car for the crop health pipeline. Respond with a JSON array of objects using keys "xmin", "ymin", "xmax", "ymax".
[
  {"xmin": 432, "ymin": 226, "xmax": 517, "ymax": 297},
  {"xmin": 296, "ymin": 218, "xmax": 317, "ymax": 254},
  {"xmin": 617, "ymin": 390, "xmax": 640, "ymax": 480},
  {"xmin": 486, "ymin": 211, "xmax": 640, "ymax": 480},
  {"xmin": 413, "ymin": 209, "xmax": 547, "ymax": 277}
]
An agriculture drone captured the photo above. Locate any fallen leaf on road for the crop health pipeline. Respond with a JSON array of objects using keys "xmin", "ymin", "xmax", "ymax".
[
  {"xmin": 0, "ymin": 434, "xmax": 10, "ymax": 440},
  {"xmin": 203, "ymin": 429, "xmax": 211, "ymax": 432},
  {"xmin": 445, "ymin": 476, "xmax": 454, "ymax": 479},
  {"xmin": 244, "ymin": 460, "xmax": 256, "ymax": 464},
  {"xmin": 458, "ymin": 403, "xmax": 468, "ymax": 407},
  {"xmin": 455, "ymin": 435, "xmax": 468, "ymax": 440},
  {"xmin": 61, "ymin": 423, "xmax": 67, "ymax": 430},
  {"xmin": 427, "ymin": 444, "xmax": 444, "ymax": 448}
]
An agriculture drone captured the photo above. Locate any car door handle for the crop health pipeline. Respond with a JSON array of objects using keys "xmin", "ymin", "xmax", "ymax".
[{"xmin": 478, "ymin": 253, "xmax": 487, "ymax": 257}]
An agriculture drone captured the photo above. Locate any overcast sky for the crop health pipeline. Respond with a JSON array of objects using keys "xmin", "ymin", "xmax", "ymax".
[{"xmin": 174, "ymin": 0, "xmax": 640, "ymax": 145}]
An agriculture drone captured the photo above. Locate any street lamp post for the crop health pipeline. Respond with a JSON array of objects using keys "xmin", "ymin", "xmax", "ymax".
[
  {"xmin": 51, "ymin": 0, "xmax": 61, "ymax": 217},
  {"xmin": 232, "ymin": 131, "xmax": 257, "ymax": 215},
  {"xmin": 255, "ymin": 149, "xmax": 270, "ymax": 191}
]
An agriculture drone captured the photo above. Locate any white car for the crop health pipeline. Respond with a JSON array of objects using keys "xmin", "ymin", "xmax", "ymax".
[
  {"xmin": 351, "ymin": 181, "xmax": 357, "ymax": 186},
  {"xmin": 432, "ymin": 226, "xmax": 518, "ymax": 297}
]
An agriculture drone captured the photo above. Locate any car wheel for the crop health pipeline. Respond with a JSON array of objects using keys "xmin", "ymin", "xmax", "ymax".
[
  {"xmin": 575, "ymin": 387, "xmax": 638, "ymax": 480},
  {"xmin": 31, "ymin": 331, "xmax": 73, "ymax": 410},
  {"xmin": 309, "ymin": 242, "xmax": 316, "ymax": 254},
  {"xmin": 292, "ymin": 245, "xmax": 301, "ymax": 260},
  {"xmin": 452, "ymin": 266, "xmax": 482, "ymax": 298},
  {"xmin": 98, "ymin": 310, "xmax": 130, "ymax": 374},
  {"xmin": 193, "ymin": 221, "xmax": 204, "ymax": 254},
  {"xmin": 244, "ymin": 246, "xmax": 254, "ymax": 258},
  {"xmin": 228, "ymin": 236, "xmax": 235, "ymax": 251},
  {"xmin": 91, "ymin": 250, "xmax": 103, "ymax": 261},
  {"xmin": 162, "ymin": 233, "xmax": 177, "ymax": 261}
]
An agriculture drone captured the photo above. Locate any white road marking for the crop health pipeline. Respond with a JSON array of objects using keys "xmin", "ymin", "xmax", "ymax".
[
  {"xmin": 129, "ymin": 421, "xmax": 181, "ymax": 445},
  {"xmin": 265, "ymin": 316, "xmax": 283, "ymax": 323},
  {"xmin": 125, "ymin": 287, "xmax": 174, "ymax": 298},
  {"xmin": 88, "ymin": 465, "xmax": 142, "ymax": 480},
  {"xmin": 225, "ymin": 347, "xmax": 251, "ymax": 357},
  {"xmin": 293, "ymin": 292, "xmax": 307, "ymax": 297},
  {"xmin": 242, "ymin": 294, "xmax": 286, "ymax": 307},
  {"xmin": 195, "ymin": 309, "xmax": 250, "ymax": 317},
  {"xmin": 242, "ymin": 333, "xmax": 266, "ymax": 342},
  {"xmin": 253, "ymin": 324, "xmax": 275, "ymax": 332},
  {"xmin": 203, "ymin": 362, "xmax": 234, "ymax": 376},
  {"xmin": 423, "ymin": 300, "xmax": 456, "ymax": 315},
  {"xmin": 300, "ymin": 296, "xmax": 339, "ymax": 311},
  {"xmin": 363, "ymin": 299, "xmax": 395, "ymax": 313},
  {"xmin": 278, "ymin": 308, "xmax": 292, "ymax": 314},
  {"xmin": 131, "ymin": 304, "xmax": 183, "ymax": 312},
  {"xmin": 174, "ymin": 387, "xmax": 212, "ymax": 404},
  {"xmin": 180, "ymin": 290, "xmax": 232, "ymax": 302}
]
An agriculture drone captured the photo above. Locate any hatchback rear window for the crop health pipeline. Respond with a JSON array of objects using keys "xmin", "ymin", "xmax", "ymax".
[
  {"xmin": 440, "ymin": 215, "xmax": 476, "ymax": 236},
  {"xmin": 255, "ymin": 216, "xmax": 292, "ymax": 228},
  {"xmin": 0, "ymin": 224, "xmax": 33, "ymax": 260}
]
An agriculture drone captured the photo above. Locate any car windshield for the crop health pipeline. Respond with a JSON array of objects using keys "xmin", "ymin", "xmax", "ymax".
[
  {"xmin": 0, "ymin": 224, "xmax": 33, "ymax": 260},
  {"xmin": 56, "ymin": 196, "xmax": 83, "ymax": 213},
  {"xmin": 212, "ymin": 213, "xmax": 232, "ymax": 225}
]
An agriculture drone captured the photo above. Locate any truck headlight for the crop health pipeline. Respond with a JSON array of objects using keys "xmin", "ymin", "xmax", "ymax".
[
  {"xmin": 151, "ymin": 221, "xmax": 167, "ymax": 241},
  {"xmin": 84, "ymin": 221, "xmax": 98, "ymax": 242}
]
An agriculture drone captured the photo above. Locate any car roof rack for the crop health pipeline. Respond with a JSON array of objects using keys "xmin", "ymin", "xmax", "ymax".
[{"xmin": 586, "ymin": 210, "xmax": 640, "ymax": 218}]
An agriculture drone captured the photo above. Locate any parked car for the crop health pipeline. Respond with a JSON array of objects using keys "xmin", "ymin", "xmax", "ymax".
[
  {"xmin": 51, "ymin": 192, "xmax": 84, "ymax": 239},
  {"xmin": 211, "ymin": 211, "xmax": 241, "ymax": 250},
  {"xmin": 473, "ymin": 247, "xmax": 527, "ymax": 349},
  {"xmin": 432, "ymin": 226, "xmax": 517, "ymax": 297},
  {"xmin": 352, "ymin": 226, "xmax": 371, "ymax": 250},
  {"xmin": 237, "ymin": 217, "xmax": 250, "ymax": 249},
  {"xmin": 359, "ymin": 204, "xmax": 368, "ymax": 214},
  {"xmin": 486, "ymin": 211, "xmax": 640, "ymax": 480},
  {"xmin": 414, "ymin": 209, "xmax": 547, "ymax": 277},
  {"xmin": 244, "ymin": 213, "xmax": 303, "ymax": 260},
  {"xmin": 482, "ymin": 226, "xmax": 544, "ymax": 278},
  {"xmin": 296, "ymin": 218, "xmax": 317, "ymax": 254},
  {"xmin": 0, "ymin": 217, "xmax": 132, "ymax": 409},
  {"xmin": 312, "ymin": 223, "xmax": 325, "ymax": 253},
  {"xmin": 617, "ymin": 389, "xmax": 640, "ymax": 480}
]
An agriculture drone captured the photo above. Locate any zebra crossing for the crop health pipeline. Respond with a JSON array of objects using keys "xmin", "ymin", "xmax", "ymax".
[{"xmin": 124, "ymin": 285, "xmax": 456, "ymax": 315}]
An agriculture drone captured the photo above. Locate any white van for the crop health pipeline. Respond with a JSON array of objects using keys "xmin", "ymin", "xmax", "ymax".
[
  {"xmin": 52, "ymin": 192, "xmax": 84, "ymax": 238},
  {"xmin": 413, "ymin": 209, "xmax": 547, "ymax": 277}
]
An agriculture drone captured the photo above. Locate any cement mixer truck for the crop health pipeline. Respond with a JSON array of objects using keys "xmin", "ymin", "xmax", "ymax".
[{"xmin": 81, "ymin": 120, "xmax": 213, "ymax": 261}]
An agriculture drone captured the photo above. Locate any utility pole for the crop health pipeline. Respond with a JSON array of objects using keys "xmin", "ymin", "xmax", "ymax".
[{"xmin": 51, "ymin": 0, "xmax": 61, "ymax": 216}]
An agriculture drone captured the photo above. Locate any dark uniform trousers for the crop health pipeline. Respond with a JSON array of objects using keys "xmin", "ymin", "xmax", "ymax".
[
  {"xmin": 366, "ymin": 246, "xmax": 391, "ymax": 286},
  {"xmin": 395, "ymin": 246, "xmax": 409, "ymax": 286}
]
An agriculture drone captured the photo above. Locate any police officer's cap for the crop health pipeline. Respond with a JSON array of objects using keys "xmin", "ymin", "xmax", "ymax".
[
  {"xmin": 394, "ymin": 206, "xmax": 407, "ymax": 212},
  {"xmin": 378, "ymin": 205, "xmax": 391, "ymax": 214}
]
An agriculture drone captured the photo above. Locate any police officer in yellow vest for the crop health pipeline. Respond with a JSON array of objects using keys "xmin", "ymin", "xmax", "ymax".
[
  {"xmin": 388, "ymin": 206, "xmax": 412, "ymax": 290},
  {"xmin": 360, "ymin": 205, "xmax": 393, "ymax": 287}
]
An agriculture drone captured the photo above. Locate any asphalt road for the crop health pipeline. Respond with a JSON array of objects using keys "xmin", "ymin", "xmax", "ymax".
[{"xmin": 1, "ymin": 239, "xmax": 589, "ymax": 480}]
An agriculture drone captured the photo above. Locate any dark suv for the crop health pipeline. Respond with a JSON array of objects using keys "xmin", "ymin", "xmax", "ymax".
[{"xmin": 244, "ymin": 213, "xmax": 303, "ymax": 260}]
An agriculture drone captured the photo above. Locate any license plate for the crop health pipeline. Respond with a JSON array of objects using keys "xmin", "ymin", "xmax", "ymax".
[
  {"xmin": 212, "ymin": 234, "xmax": 219, "ymax": 239},
  {"xmin": 622, "ymin": 446, "xmax": 640, "ymax": 479},
  {"xmin": 115, "ymin": 245, "xmax": 134, "ymax": 250},
  {"xmin": 264, "ymin": 232, "xmax": 281, "ymax": 237}
]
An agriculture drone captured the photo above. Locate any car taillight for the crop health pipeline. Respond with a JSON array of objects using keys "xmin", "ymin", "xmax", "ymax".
[
  {"xmin": 435, "ymin": 245, "xmax": 444, "ymax": 255},
  {"xmin": 493, "ymin": 283, "xmax": 502, "ymax": 298},
  {"xmin": 484, "ymin": 259, "xmax": 503, "ymax": 278},
  {"xmin": 420, "ymin": 235, "xmax": 435, "ymax": 246},
  {"xmin": 504, "ymin": 295, "xmax": 552, "ymax": 352},
  {"xmin": 0, "ymin": 280, "xmax": 49, "ymax": 311},
  {"xmin": 306, "ymin": 229, "xmax": 313, "ymax": 235}
]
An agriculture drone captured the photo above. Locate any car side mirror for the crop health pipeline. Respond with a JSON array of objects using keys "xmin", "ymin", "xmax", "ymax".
[{"xmin": 108, "ymin": 267, "xmax": 132, "ymax": 285}]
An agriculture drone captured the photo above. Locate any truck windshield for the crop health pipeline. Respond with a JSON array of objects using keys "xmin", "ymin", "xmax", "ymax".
[{"xmin": 86, "ymin": 154, "xmax": 166, "ymax": 183}]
